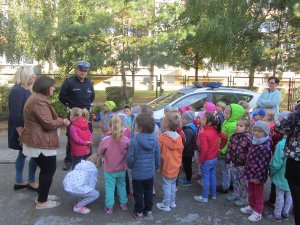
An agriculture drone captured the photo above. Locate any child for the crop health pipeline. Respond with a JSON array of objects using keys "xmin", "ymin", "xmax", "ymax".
[
  {"xmin": 70, "ymin": 108, "xmax": 93, "ymax": 169},
  {"xmin": 194, "ymin": 112, "xmax": 227, "ymax": 202},
  {"xmin": 156, "ymin": 114, "xmax": 184, "ymax": 212},
  {"xmin": 238, "ymin": 100, "xmax": 250, "ymax": 119},
  {"xmin": 179, "ymin": 110, "xmax": 197, "ymax": 187},
  {"xmin": 63, "ymin": 153, "xmax": 101, "ymax": 214},
  {"xmin": 203, "ymin": 101, "xmax": 216, "ymax": 113},
  {"xmin": 251, "ymin": 108, "xmax": 266, "ymax": 123},
  {"xmin": 240, "ymin": 121, "xmax": 272, "ymax": 222},
  {"xmin": 123, "ymin": 104, "xmax": 135, "ymax": 138},
  {"xmin": 225, "ymin": 117, "xmax": 252, "ymax": 207},
  {"xmin": 126, "ymin": 113, "xmax": 160, "ymax": 219},
  {"xmin": 93, "ymin": 101, "xmax": 116, "ymax": 140},
  {"xmin": 218, "ymin": 104, "xmax": 244, "ymax": 193},
  {"xmin": 268, "ymin": 135, "xmax": 292, "ymax": 222},
  {"xmin": 98, "ymin": 115, "xmax": 130, "ymax": 215},
  {"xmin": 160, "ymin": 105, "xmax": 173, "ymax": 133},
  {"xmin": 216, "ymin": 101, "xmax": 226, "ymax": 123}
]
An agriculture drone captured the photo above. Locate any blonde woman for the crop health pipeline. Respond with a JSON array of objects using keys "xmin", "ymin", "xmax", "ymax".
[
  {"xmin": 98, "ymin": 115, "xmax": 130, "ymax": 215},
  {"xmin": 8, "ymin": 66, "xmax": 38, "ymax": 191}
]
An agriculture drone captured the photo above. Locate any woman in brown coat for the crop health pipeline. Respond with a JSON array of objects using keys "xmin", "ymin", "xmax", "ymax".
[{"xmin": 21, "ymin": 76, "xmax": 70, "ymax": 209}]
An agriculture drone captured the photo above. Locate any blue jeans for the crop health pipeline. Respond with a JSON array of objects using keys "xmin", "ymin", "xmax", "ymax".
[
  {"xmin": 201, "ymin": 158, "xmax": 217, "ymax": 198},
  {"xmin": 15, "ymin": 150, "xmax": 37, "ymax": 184},
  {"xmin": 132, "ymin": 177, "xmax": 154, "ymax": 214},
  {"xmin": 104, "ymin": 170, "xmax": 127, "ymax": 208},
  {"xmin": 161, "ymin": 175, "xmax": 177, "ymax": 207},
  {"xmin": 220, "ymin": 158, "xmax": 230, "ymax": 190}
]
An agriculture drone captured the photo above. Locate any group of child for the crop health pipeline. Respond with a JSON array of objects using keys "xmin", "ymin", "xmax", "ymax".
[{"xmin": 61, "ymin": 99, "xmax": 292, "ymax": 223}]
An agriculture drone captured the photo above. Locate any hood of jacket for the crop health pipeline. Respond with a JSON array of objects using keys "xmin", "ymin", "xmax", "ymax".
[
  {"xmin": 161, "ymin": 132, "xmax": 183, "ymax": 152},
  {"xmin": 183, "ymin": 123, "xmax": 198, "ymax": 135},
  {"xmin": 136, "ymin": 133, "xmax": 158, "ymax": 151},
  {"xmin": 226, "ymin": 104, "xmax": 245, "ymax": 122},
  {"xmin": 74, "ymin": 160, "xmax": 97, "ymax": 172},
  {"xmin": 72, "ymin": 117, "xmax": 89, "ymax": 130}
]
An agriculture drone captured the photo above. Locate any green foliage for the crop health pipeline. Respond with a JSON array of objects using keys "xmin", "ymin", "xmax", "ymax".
[
  {"xmin": 0, "ymin": 86, "xmax": 10, "ymax": 119},
  {"xmin": 105, "ymin": 86, "xmax": 134, "ymax": 110},
  {"xmin": 50, "ymin": 88, "xmax": 67, "ymax": 118}
]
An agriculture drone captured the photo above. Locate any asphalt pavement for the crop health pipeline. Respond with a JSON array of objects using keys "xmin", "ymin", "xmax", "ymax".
[{"xmin": 0, "ymin": 129, "xmax": 294, "ymax": 225}]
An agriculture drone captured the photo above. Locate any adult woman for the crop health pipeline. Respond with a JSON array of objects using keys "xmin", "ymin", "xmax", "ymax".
[
  {"xmin": 8, "ymin": 66, "xmax": 38, "ymax": 191},
  {"xmin": 275, "ymin": 103, "xmax": 300, "ymax": 224},
  {"xmin": 256, "ymin": 76, "xmax": 282, "ymax": 120},
  {"xmin": 20, "ymin": 76, "xmax": 70, "ymax": 209}
]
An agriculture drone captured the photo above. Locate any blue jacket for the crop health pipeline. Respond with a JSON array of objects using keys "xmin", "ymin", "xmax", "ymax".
[
  {"xmin": 59, "ymin": 76, "xmax": 95, "ymax": 110},
  {"xmin": 8, "ymin": 85, "xmax": 31, "ymax": 150},
  {"xmin": 127, "ymin": 132, "xmax": 160, "ymax": 180}
]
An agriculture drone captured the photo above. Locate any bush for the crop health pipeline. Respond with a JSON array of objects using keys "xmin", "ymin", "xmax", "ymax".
[
  {"xmin": 105, "ymin": 86, "xmax": 134, "ymax": 110},
  {"xmin": 50, "ymin": 88, "xmax": 67, "ymax": 118},
  {"xmin": 0, "ymin": 86, "xmax": 11, "ymax": 120}
]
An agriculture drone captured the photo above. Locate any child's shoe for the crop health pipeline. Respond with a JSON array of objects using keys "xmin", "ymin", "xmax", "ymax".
[
  {"xmin": 281, "ymin": 213, "xmax": 289, "ymax": 220},
  {"xmin": 226, "ymin": 193, "xmax": 238, "ymax": 202},
  {"xmin": 73, "ymin": 205, "xmax": 91, "ymax": 214},
  {"xmin": 234, "ymin": 198, "xmax": 247, "ymax": 207},
  {"xmin": 216, "ymin": 185, "xmax": 229, "ymax": 194},
  {"xmin": 180, "ymin": 179, "xmax": 192, "ymax": 187},
  {"xmin": 248, "ymin": 211, "xmax": 262, "ymax": 222},
  {"xmin": 106, "ymin": 207, "xmax": 113, "ymax": 215},
  {"xmin": 211, "ymin": 196, "xmax": 217, "ymax": 200},
  {"xmin": 266, "ymin": 214, "xmax": 282, "ymax": 222},
  {"xmin": 170, "ymin": 202, "xmax": 177, "ymax": 208},
  {"xmin": 194, "ymin": 195, "xmax": 208, "ymax": 203},
  {"xmin": 120, "ymin": 204, "xmax": 128, "ymax": 211},
  {"xmin": 240, "ymin": 205, "xmax": 253, "ymax": 214},
  {"xmin": 144, "ymin": 211, "xmax": 153, "ymax": 220},
  {"xmin": 132, "ymin": 210, "xmax": 143, "ymax": 219},
  {"xmin": 156, "ymin": 202, "xmax": 171, "ymax": 212}
]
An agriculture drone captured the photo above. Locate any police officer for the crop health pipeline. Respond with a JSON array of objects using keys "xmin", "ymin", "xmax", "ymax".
[{"xmin": 59, "ymin": 61, "xmax": 95, "ymax": 170}]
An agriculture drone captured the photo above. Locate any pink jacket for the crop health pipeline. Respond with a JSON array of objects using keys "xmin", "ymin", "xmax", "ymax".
[
  {"xmin": 98, "ymin": 135, "xmax": 130, "ymax": 173},
  {"xmin": 70, "ymin": 117, "xmax": 92, "ymax": 157}
]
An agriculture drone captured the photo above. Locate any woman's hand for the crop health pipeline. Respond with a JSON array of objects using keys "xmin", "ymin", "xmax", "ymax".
[{"xmin": 63, "ymin": 119, "xmax": 70, "ymax": 126}]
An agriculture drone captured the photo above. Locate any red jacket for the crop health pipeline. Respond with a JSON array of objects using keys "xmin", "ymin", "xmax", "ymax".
[
  {"xmin": 199, "ymin": 126, "xmax": 227, "ymax": 164},
  {"xmin": 70, "ymin": 117, "xmax": 92, "ymax": 157}
]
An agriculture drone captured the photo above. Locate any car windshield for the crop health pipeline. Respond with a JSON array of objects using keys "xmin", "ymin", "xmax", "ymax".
[{"xmin": 148, "ymin": 92, "xmax": 184, "ymax": 110}]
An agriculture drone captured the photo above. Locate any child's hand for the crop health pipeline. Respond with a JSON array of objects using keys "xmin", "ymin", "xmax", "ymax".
[
  {"xmin": 156, "ymin": 169, "xmax": 160, "ymax": 173},
  {"xmin": 86, "ymin": 141, "xmax": 92, "ymax": 146},
  {"xmin": 251, "ymin": 179, "xmax": 261, "ymax": 184}
]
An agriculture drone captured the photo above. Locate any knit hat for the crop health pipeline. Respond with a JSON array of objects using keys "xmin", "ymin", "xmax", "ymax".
[
  {"xmin": 253, "ymin": 120, "xmax": 270, "ymax": 136},
  {"xmin": 164, "ymin": 105, "xmax": 172, "ymax": 112},
  {"xmin": 104, "ymin": 101, "xmax": 116, "ymax": 111},
  {"xmin": 182, "ymin": 110, "xmax": 195, "ymax": 124},
  {"xmin": 179, "ymin": 105, "xmax": 192, "ymax": 114},
  {"xmin": 197, "ymin": 111, "xmax": 205, "ymax": 119},
  {"xmin": 205, "ymin": 102, "xmax": 216, "ymax": 113},
  {"xmin": 252, "ymin": 108, "xmax": 266, "ymax": 117}
]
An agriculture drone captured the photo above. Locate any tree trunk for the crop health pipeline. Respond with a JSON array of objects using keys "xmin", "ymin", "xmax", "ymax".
[
  {"xmin": 121, "ymin": 59, "xmax": 129, "ymax": 104},
  {"xmin": 148, "ymin": 62, "xmax": 154, "ymax": 91},
  {"xmin": 249, "ymin": 65, "xmax": 255, "ymax": 90},
  {"xmin": 194, "ymin": 53, "xmax": 199, "ymax": 82}
]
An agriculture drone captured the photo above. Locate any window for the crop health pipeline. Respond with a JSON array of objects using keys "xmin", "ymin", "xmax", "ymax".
[
  {"xmin": 236, "ymin": 94, "xmax": 253, "ymax": 102},
  {"xmin": 149, "ymin": 92, "xmax": 184, "ymax": 111},
  {"xmin": 173, "ymin": 93, "xmax": 208, "ymax": 111},
  {"xmin": 212, "ymin": 93, "xmax": 238, "ymax": 105}
]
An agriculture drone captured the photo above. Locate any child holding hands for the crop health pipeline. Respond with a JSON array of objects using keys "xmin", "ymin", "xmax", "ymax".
[
  {"xmin": 156, "ymin": 114, "xmax": 184, "ymax": 211},
  {"xmin": 70, "ymin": 108, "xmax": 93, "ymax": 169},
  {"xmin": 98, "ymin": 115, "xmax": 130, "ymax": 215}
]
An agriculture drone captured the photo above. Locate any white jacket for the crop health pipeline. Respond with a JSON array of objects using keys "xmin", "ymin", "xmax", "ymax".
[{"xmin": 63, "ymin": 160, "xmax": 98, "ymax": 195}]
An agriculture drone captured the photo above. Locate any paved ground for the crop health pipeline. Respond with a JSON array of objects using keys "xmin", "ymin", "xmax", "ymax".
[{"xmin": 0, "ymin": 125, "xmax": 295, "ymax": 225}]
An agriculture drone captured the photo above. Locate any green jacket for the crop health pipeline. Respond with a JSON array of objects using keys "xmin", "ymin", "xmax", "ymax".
[
  {"xmin": 270, "ymin": 138, "xmax": 290, "ymax": 192},
  {"xmin": 219, "ymin": 104, "xmax": 244, "ymax": 158}
]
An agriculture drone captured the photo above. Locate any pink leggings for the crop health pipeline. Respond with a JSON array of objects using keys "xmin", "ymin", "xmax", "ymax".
[{"xmin": 248, "ymin": 182, "xmax": 264, "ymax": 214}]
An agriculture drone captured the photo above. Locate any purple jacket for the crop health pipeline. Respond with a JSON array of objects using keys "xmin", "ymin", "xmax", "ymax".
[
  {"xmin": 243, "ymin": 139, "xmax": 272, "ymax": 183},
  {"xmin": 226, "ymin": 132, "xmax": 252, "ymax": 167}
]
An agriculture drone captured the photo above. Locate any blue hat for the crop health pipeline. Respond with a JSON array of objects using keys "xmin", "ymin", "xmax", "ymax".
[
  {"xmin": 253, "ymin": 108, "xmax": 266, "ymax": 117},
  {"xmin": 253, "ymin": 120, "xmax": 270, "ymax": 136},
  {"xmin": 76, "ymin": 61, "xmax": 90, "ymax": 71}
]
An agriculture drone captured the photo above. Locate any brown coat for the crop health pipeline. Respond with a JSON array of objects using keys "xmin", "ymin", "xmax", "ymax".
[{"xmin": 20, "ymin": 93, "xmax": 65, "ymax": 149}]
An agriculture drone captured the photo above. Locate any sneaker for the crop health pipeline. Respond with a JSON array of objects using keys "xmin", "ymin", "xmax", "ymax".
[
  {"xmin": 281, "ymin": 213, "xmax": 289, "ymax": 220},
  {"xmin": 73, "ymin": 205, "xmax": 91, "ymax": 214},
  {"xmin": 240, "ymin": 205, "xmax": 253, "ymax": 214},
  {"xmin": 216, "ymin": 185, "xmax": 229, "ymax": 194},
  {"xmin": 120, "ymin": 204, "xmax": 128, "ymax": 211},
  {"xmin": 194, "ymin": 195, "xmax": 208, "ymax": 203},
  {"xmin": 226, "ymin": 193, "xmax": 238, "ymax": 202},
  {"xmin": 197, "ymin": 179, "xmax": 203, "ymax": 186},
  {"xmin": 211, "ymin": 196, "xmax": 217, "ymax": 200},
  {"xmin": 106, "ymin": 208, "xmax": 113, "ymax": 215},
  {"xmin": 266, "ymin": 214, "xmax": 282, "ymax": 222},
  {"xmin": 248, "ymin": 211, "xmax": 262, "ymax": 222},
  {"xmin": 63, "ymin": 161, "xmax": 71, "ymax": 171},
  {"xmin": 132, "ymin": 210, "xmax": 143, "ymax": 219},
  {"xmin": 170, "ymin": 202, "xmax": 177, "ymax": 208},
  {"xmin": 234, "ymin": 198, "xmax": 247, "ymax": 207},
  {"xmin": 156, "ymin": 202, "xmax": 171, "ymax": 212},
  {"xmin": 180, "ymin": 180, "xmax": 192, "ymax": 187},
  {"xmin": 144, "ymin": 211, "xmax": 153, "ymax": 220}
]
